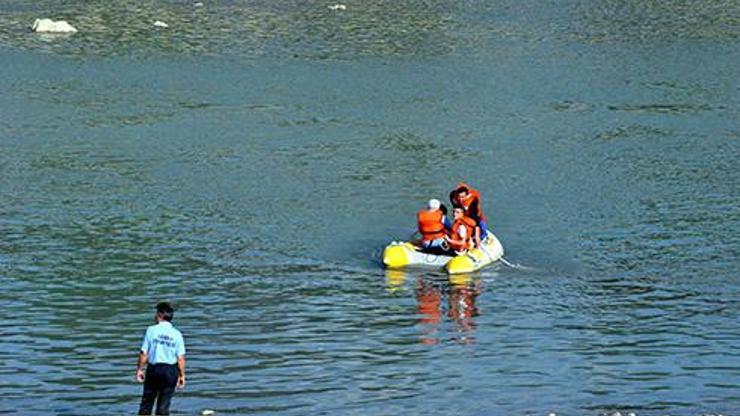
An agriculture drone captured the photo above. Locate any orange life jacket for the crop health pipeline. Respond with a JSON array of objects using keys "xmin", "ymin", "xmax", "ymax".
[
  {"xmin": 417, "ymin": 209, "xmax": 446, "ymax": 241},
  {"xmin": 453, "ymin": 182, "xmax": 487, "ymax": 223},
  {"xmin": 448, "ymin": 216, "xmax": 477, "ymax": 251}
]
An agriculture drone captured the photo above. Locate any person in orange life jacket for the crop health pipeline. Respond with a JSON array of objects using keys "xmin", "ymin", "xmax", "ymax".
[
  {"xmin": 445, "ymin": 207, "xmax": 480, "ymax": 253},
  {"xmin": 417, "ymin": 198, "xmax": 452, "ymax": 250},
  {"xmin": 449, "ymin": 182, "xmax": 488, "ymax": 239}
]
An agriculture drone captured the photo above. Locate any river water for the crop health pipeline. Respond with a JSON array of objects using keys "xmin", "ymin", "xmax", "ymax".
[{"xmin": 1, "ymin": 1, "xmax": 739, "ymax": 415}]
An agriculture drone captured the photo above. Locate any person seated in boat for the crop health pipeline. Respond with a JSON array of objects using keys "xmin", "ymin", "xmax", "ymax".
[
  {"xmin": 449, "ymin": 182, "xmax": 489, "ymax": 240},
  {"xmin": 445, "ymin": 207, "xmax": 480, "ymax": 253},
  {"xmin": 417, "ymin": 198, "xmax": 451, "ymax": 251}
]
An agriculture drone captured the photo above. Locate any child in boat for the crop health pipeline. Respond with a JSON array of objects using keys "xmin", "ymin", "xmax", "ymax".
[{"xmin": 445, "ymin": 207, "xmax": 480, "ymax": 253}]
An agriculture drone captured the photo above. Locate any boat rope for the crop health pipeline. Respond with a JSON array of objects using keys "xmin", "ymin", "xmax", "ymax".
[
  {"xmin": 499, "ymin": 256, "xmax": 539, "ymax": 271},
  {"xmin": 499, "ymin": 256, "xmax": 517, "ymax": 268}
]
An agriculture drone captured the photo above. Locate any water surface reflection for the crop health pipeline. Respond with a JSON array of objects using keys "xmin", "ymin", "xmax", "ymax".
[{"xmin": 386, "ymin": 270, "xmax": 481, "ymax": 345}]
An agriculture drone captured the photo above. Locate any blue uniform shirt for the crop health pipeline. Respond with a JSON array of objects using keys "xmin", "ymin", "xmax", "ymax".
[{"xmin": 141, "ymin": 321, "xmax": 185, "ymax": 365}]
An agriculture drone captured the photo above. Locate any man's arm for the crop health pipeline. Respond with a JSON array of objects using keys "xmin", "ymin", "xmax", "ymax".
[
  {"xmin": 176, "ymin": 355, "xmax": 186, "ymax": 389},
  {"xmin": 442, "ymin": 215, "xmax": 452, "ymax": 230},
  {"xmin": 469, "ymin": 199, "xmax": 481, "ymax": 220},
  {"xmin": 136, "ymin": 351, "xmax": 147, "ymax": 382}
]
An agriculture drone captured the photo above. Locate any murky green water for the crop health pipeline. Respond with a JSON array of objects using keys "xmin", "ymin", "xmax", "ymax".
[{"xmin": 1, "ymin": 1, "xmax": 739, "ymax": 415}]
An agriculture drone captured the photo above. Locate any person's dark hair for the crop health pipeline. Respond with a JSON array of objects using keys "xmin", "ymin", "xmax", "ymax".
[
  {"xmin": 457, "ymin": 186, "xmax": 469, "ymax": 194},
  {"xmin": 156, "ymin": 302, "xmax": 175, "ymax": 322}
]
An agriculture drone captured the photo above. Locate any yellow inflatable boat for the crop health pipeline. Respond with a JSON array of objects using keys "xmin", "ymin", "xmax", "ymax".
[
  {"xmin": 382, "ymin": 242, "xmax": 453, "ymax": 269},
  {"xmin": 382, "ymin": 233, "xmax": 504, "ymax": 274}
]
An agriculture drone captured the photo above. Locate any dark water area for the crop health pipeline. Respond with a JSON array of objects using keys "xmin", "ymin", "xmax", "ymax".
[{"xmin": 1, "ymin": 1, "xmax": 739, "ymax": 415}]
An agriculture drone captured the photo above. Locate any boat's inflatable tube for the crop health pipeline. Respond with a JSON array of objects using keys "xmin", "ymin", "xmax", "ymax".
[
  {"xmin": 382, "ymin": 233, "xmax": 504, "ymax": 274},
  {"xmin": 382, "ymin": 242, "xmax": 453, "ymax": 269},
  {"xmin": 445, "ymin": 233, "xmax": 504, "ymax": 274}
]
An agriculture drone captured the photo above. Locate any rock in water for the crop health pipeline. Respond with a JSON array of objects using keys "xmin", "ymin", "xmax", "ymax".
[{"xmin": 32, "ymin": 18, "xmax": 78, "ymax": 33}]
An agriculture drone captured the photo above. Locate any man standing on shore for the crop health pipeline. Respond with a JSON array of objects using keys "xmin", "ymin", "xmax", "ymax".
[{"xmin": 136, "ymin": 302, "xmax": 186, "ymax": 415}]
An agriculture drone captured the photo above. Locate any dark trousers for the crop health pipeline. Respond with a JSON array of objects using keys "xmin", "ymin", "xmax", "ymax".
[{"xmin": 138, "ymin": 363, "xmax": 178, "ymax": 415}]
